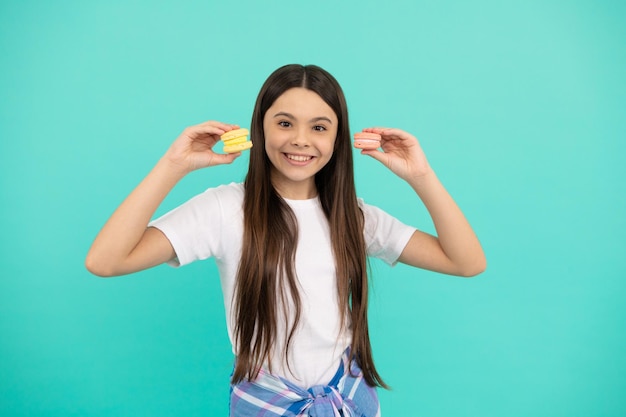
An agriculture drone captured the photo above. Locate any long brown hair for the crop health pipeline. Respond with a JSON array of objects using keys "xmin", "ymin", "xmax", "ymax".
[{"xmin": 232, "ymin": 64, "xmax": 387, "ymax": 388}]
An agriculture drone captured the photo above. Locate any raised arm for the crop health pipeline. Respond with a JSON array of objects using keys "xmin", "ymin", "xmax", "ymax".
[
  {"xmin": 360, "ymin": 127, "xmax": 486, "ymax": 277},
  {"xmin": 85, "ymin": 121, "xmax": 241, "ymax": 277}
]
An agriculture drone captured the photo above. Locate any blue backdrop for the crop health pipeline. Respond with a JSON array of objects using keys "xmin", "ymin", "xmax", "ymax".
[{"xmin": 1, "ymin": 1, "xmax": 624, "ymax": 415}]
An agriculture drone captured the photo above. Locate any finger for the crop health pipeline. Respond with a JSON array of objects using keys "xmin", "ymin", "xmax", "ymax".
[
  {"xmin": 360, "ymin": 127, "xmax": 388, "ymax": 134},
  {"xmin": 184, "ymin": 124, "xmax": 227, "ymax": 139},
  {"xmin": 361, "ymin": 127, "xmax": 417, "ymax": 143},
  {"xmin": 360, "ymin": 148, "xmax": 390, "ymax": 167},
  {"xmin": 206, "ymin": 123, "xmax": 241, "ymax": 133},
  {"xmin": 378, "ymin": 128, "xmax": 417, "ymax": 141},
  {"xmin": 224, "ymin": 123, "xmax": 241, "ymax": 131},
  {"xmin": 191, "ymin": 120, "xmax": 239, "ymax": 135},
  {"xmin": 191, "ymin": 121, "xmax": 241, "ymax": 137},
  {"xmin": 210, "ymin": 152, "xmax": 241, "ymax": 165},
  {"xmin": 197, "ymin": 120, "xmax": 238, "ymax": 130}
]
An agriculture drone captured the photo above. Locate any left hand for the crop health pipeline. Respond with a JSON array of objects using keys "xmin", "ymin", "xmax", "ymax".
[{"xmin": 359, "ymin": 127, "xmax": 432, "ymax": 182}]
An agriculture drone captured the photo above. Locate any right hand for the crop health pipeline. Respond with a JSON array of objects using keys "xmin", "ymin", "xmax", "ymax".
[{"xmin": 164, "ymin": 120, "xmax": 243, "ymax": 174}]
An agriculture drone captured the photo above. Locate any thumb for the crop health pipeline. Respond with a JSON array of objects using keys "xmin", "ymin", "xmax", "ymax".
[
  {"xmin": 361, "ymin": 149, "xmax": 391, "ymax": 169},
  {"xmin": 211, "ymin": 152, "xmax": 241, "ymax": 165}
]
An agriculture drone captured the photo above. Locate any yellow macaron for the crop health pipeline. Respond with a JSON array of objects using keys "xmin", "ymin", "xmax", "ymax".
[{"xmin": 221, "ymin": 128, "xmax": 253, "ymax": 154}]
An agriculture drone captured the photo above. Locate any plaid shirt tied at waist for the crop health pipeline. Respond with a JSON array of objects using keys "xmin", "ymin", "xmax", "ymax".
[{"xmin": 230, "ymin": 348, "xmax": 381, "ymax": 416}]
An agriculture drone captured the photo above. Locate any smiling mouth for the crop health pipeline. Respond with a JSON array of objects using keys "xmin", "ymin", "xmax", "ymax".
[{"xmin": 285, "ymin": 153, "xmax": 314, "ymax": 162}]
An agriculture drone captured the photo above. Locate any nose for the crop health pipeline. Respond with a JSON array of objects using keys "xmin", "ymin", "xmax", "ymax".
[{"xmin": 291, "ymin": 129, "xmax": 310, "ymax": 147}]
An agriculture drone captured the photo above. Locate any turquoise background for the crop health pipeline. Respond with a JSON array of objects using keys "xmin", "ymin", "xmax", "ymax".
[{"xmin": 1, "ymin": 0, "xmax": 625, "ymax": 415}]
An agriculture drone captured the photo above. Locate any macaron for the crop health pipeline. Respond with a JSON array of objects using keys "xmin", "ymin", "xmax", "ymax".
[
  {"xmin": 353, "ymin": 132, "xmax": 381, "ymax": 150},
  {"xmin": 221, "ymin": 128, "xmax": 253, "ymax": 153}
]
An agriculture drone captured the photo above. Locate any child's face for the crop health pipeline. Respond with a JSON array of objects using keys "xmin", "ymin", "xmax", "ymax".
[{"xmin": 263, "ymin": 87, "xmax": 338, "ymax": 199}]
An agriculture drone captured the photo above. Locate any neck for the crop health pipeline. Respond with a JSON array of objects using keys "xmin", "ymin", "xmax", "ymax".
[{"xmin": 272, "ymin": 179, "xmax": 317, "ymax": 200}]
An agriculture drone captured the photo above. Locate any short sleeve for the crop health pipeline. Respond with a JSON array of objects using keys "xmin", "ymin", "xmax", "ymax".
[
  {"xmin": 360, "ymin": 200, "xmax": 417, "ymax": 266},
  {"xmin": 148, "ymin": 183, "xmax": 243, "ymax": 267}
]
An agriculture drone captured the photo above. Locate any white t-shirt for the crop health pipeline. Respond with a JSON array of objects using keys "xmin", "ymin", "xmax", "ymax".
[{"xmin": 149, "ymin": 182, "xmax": 416, "ymax": 388}]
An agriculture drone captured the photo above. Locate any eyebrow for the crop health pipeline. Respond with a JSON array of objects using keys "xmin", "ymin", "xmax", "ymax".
[{"xmin": 273, "ymin": 112, "xmax": 333, "ymax": 124}]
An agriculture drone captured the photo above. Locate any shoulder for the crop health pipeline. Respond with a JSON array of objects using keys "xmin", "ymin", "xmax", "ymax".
[
  {"xmin": 203, "ymin": 182, "xmax": 244, "ymax": 198},
  {"xmin": 357, "ymin": 197, "xmax": 389, "ymax": 225},
  {"xmin": 357, "ymin": 196, "xmax": 417, "ymax": 264},
  {"xmin": 153, "ymin": 182, "xmax": 244, "ymax": 225},
  {"xmin": 196, "ymin": 182, "xmax": 244, "ymax": 208}
]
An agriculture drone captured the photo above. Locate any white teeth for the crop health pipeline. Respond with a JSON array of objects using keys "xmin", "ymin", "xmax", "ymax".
[{"xmin": 286, "ymin": 154, "xmax": 313, "ymax": 162}]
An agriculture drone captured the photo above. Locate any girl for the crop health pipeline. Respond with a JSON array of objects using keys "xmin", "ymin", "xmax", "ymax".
[{"xmin": 86, "ymin": 64, "xmax": 486, "ymax": 416}]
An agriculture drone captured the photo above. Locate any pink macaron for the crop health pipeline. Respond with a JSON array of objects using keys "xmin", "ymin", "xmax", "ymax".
[{"xmin": 353, "ymin": 132, "xmax": 382, "ymax": 150}]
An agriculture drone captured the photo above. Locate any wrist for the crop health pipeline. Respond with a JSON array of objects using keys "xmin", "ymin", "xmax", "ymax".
[
  {"xmin": 407, "ymin": 167, "xmax": 436, "ymax": 185},
  {"xmin": 406, "ymin": 168, "xmax": 439, "ymax": 193},
  {"xmin": 155, "ymin": 156, "xmax": 189, "ymax": 182}
]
